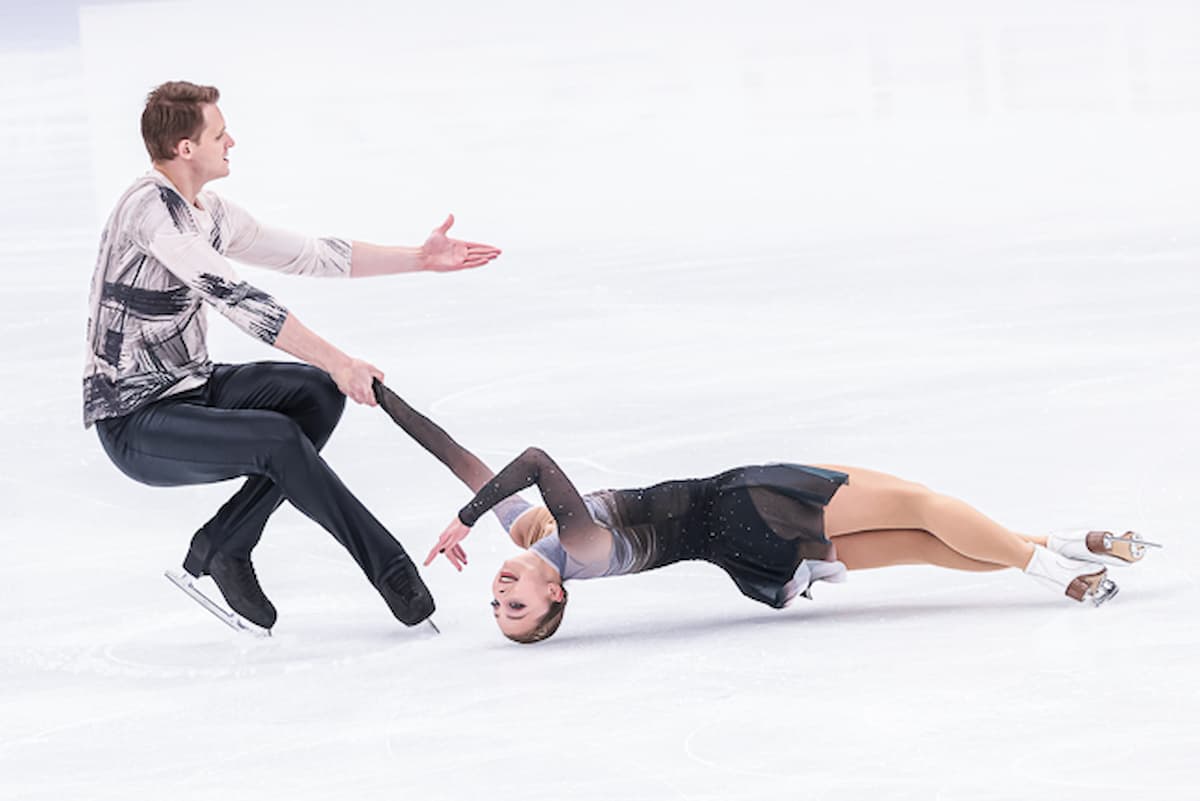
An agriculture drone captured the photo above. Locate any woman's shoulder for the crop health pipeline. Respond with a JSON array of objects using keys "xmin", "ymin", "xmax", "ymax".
[{"xmin": 510, "ymin": 505, "xmax": 558, "ymax": 548}]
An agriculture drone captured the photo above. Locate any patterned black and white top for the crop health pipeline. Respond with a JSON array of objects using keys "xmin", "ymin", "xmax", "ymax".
[{"xmin": 82, "ymin": 171, "xmax": 352, "ymax": 427}]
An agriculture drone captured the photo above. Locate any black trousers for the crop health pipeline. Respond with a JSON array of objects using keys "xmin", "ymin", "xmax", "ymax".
[{"xmin": 96, "ymin": 362, "xmax": 405, "ymax": 583}]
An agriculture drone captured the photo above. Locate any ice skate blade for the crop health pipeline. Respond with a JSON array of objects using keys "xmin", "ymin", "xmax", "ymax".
[
  {"xmin": 165, "ymin": 570, "xmax": 272, "ymax": 638},
  {"xmin": 1065, "ymin": 568, "xmax": 1117, "ymax": 605},
  {"xmin": 1102, "ymin": 531, "xmax": 1162, "ymax": 563},
  {"xmin": 1067, "ymin": 575, "xmax": 1118, "ymax": 607},
  {"xmin": 424, "ymin": 618, "xmax": 441, "ymax": 635},
  {"xmin": 1088, "ymin": 578, "xmax": 1119, "ymax": 607}
]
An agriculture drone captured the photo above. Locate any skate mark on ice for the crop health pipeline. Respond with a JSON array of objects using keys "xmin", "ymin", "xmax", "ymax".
[{"xmin": 89, "ymin": 622, "xmax": 421, "ymax": 679}]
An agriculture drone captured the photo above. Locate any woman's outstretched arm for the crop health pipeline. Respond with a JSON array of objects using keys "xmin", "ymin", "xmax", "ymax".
[
  {"xmin": 427, "ymin": 446, "xmax": 613, "ymax": 570},
  {"xmin": 459, "ymin": 447, "xmax": 611, "ymax": 552},
  {"xmin": 373, "ymin": 379, "xmax": 530, "ymax": 531},
  {"xmin": 373, "ymin": 379, "xmax": 494, "ymax": 491}
]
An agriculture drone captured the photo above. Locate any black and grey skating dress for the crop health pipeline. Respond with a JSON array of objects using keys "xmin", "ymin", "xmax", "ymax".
[
  {"xmin": 374, "ymin": 384, "xmax": 850, "ymax": 608},
  {"xmin": 461, "ymin": 450, "xmax": 848, "ymax": 607}
]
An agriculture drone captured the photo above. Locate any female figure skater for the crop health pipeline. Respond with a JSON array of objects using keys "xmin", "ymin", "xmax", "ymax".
[{"xmin": 373, "ymin": 383, "xmax": 1155, "ymax": 644}]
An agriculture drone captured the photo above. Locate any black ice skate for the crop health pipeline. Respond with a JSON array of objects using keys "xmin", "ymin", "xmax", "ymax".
[
  {"xmin": 376, "ymin": 553, "xmax": 438, "ymax": 631},
  {"xmin": 166, "ymin": 534, "xmax": 278, "ymax": 635},
  {"xmin": 165, "ymin": 568, "xmax": 273, "ymax": 637}
]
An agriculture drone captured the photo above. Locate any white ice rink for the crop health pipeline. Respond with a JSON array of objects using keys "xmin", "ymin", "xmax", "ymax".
[{"xmin": 1, "ymin": 1, "xmax": 1198, "ymax": 799}]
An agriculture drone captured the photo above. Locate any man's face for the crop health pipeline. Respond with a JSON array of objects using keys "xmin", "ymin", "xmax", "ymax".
[{"xmin": 181, "ymin": 103, "xmax": 234, "ymax": 181}]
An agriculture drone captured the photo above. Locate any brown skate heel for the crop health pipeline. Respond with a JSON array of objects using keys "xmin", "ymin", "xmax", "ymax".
[
  {"xmin": 1089, "ymin": 530, "xmax": 1161, "ymax": 563},
  {"xmin": 1066, "ymin": 568, "xmax": 1119, "ymax": 606}
]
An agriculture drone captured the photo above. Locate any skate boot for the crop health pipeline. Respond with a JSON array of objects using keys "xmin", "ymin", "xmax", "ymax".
[
  {"xmin": 1023, "ymin": 544, "xmax": 1118, "ymax": 606},
  {"xmin": 1047, "ymin": 530, "xmax": 1161, "ymax": 567},
  {"xmin": 375, "ymin": 553, "xmax": 436, "ymax": 627},
  {"xmin": 177, "ymin": 532, "xmax": 278, "ymax": 630},
  {"xmin": 781, "ymin": 559, "xmax": 847, "ymax": 606}
]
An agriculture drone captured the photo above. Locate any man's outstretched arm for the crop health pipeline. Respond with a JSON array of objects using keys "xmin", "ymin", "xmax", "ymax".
[
  {"xmin": 350, "ymin": 214, "xmax": 501, "ymax": 277},
  {"xmin": 221, "ymin": 201, "xmax": 500, "ymax": 278}
]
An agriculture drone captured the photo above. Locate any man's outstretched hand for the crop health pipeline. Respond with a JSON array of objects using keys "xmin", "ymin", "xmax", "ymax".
[{"xmin": 420, "ymin": 214, "xmax": 501, "ymax": 272}]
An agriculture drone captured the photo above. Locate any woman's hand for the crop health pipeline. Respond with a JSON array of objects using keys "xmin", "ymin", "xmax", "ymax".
[{"xmin": 424, "ymin": 517, "xmax": 472, "ymax": 570}]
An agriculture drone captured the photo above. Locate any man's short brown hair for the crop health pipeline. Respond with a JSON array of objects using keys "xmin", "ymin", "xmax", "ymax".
[{"xmin": 141, "ymin": 81, "xmax": 220, "ymax": 162}]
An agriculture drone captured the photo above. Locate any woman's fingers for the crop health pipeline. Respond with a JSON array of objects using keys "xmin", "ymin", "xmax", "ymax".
[
  {"xmin": 424, "ymin": 535, "xmax": 455, "ymax": 566},
  {"xmin": 424, "ymin": 518, "xmax": 472, "ymax": 568},
  {"xmin": 425, "ymin": 535, "xmax": 469, "ymax": 568}
]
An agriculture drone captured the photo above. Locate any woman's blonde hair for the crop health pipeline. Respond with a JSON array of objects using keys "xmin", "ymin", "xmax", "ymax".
[{"xmin": 505, "ymin": 588, "xmax": 568, "ymax": 644}]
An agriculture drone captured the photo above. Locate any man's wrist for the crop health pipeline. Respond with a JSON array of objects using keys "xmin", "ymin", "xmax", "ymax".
[
  {"xmin": 321, "ymin": 352, "xmax": 352, "ymax": 378},
  {"xmin": 415, "ymin": 244, "xmax": 433, "ymax": 273}
]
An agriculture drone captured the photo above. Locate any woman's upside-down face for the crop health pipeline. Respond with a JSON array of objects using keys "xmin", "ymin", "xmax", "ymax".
[{"xmin": 491, "ymin": 552, "xmax": 563, "ymax": 638}]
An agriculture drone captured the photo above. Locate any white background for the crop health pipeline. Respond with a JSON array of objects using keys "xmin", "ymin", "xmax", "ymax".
[{"xmin": 0, "ymin": 1, "xmax": 1197, "ymax": 799}]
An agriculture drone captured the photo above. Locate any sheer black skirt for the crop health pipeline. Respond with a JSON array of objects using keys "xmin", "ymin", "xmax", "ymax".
[{"xmin": 596, "ymin": 463, "xmax": 849, "ymax": 608}]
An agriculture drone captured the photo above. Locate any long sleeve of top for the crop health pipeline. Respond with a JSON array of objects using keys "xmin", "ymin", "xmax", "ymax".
[
  {"xmin": 458, "ymin": 447, "xmax": 615, "ymax": 564},
  {"xmin": 82, "ymin": 171, "xmax": 352, "ymax": 426},
  {"xmin": 372, "ymin": 381, "xmax": 530, "ymax": 530}
]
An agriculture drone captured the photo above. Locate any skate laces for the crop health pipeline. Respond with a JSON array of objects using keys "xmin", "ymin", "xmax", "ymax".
[
  {"xmin": 214, "ymin": 555, "xmax": 268, "ymax": 600},
  {"xmin": 382, "ymin": 561, "xmax": 420, "ymax": 603},
  {"xmin": 231, "ymin": 559, "xmax": 261, "ymax": 590}
]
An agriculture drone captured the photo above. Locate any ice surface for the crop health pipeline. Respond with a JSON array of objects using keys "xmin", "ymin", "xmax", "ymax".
[{"xmin": 1, "ymin": 2, "xmax": 1198, "ymax": 800}]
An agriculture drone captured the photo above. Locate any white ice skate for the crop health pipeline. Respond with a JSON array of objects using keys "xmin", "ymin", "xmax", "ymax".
[
  {"xmin": 1023, "ymin": 545, "xmax": 1118, "ymax": 606},
  {"xmin": 1047, "ymin": 530, "xmax": 1161, "ymax": 567},
  {"xmin": 782, "ymin": 559, "xmax": 848, "ymax": 606},
  {"xmin": 165, "ymin": 569, "xmax": 272, "ymax": 637}
]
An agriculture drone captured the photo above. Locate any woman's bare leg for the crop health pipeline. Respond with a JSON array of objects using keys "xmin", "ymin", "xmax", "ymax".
[
  {"xmin": 834, "ymin": 528, "xmax": 1007, "ymax": 572},
  {"xmin": 817, "ymin": 465, "xmax": 1035, "ymax": 569}
]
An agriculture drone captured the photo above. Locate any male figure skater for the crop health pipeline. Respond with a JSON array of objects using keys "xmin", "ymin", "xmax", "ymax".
[{"xmin": 83, "ymin": 81, "xmax": 500, "ymax": 633}]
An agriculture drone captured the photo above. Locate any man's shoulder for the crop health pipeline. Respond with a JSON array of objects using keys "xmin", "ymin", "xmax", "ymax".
[
  {"xmin": 113, "ymin": 173, "xmax": 174, "ymax": 216},
  {"xmin": 106, "ymin": 173, "xmax": 192, "ymax": 238}
]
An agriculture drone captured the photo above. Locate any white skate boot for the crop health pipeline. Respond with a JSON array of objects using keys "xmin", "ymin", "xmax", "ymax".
[
  {"xmin": 1024, "ymin": 545, "xmax": 1118, "ymax": 606},
  {"xmin": 781, "ymin": 559, "xmax": 847, "ymax": 606},
  {"xmin": 1047, "ymin": 530, "xmax": 1161, "ymax": 567}
]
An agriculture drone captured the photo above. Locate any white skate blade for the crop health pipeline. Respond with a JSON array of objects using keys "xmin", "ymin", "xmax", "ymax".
[{"xmin": 165, "ymin": 570, "xmax": 272, "ymax": 638}]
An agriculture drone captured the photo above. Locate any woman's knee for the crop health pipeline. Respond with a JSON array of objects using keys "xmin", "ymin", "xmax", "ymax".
[{"xmin": 884, "ymin": 479, "xmax": 940, "ymax": 524}]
